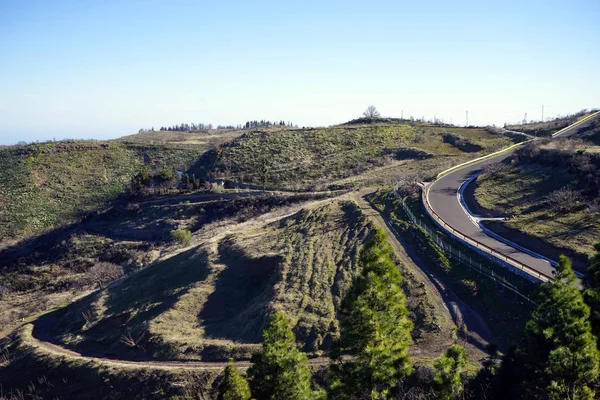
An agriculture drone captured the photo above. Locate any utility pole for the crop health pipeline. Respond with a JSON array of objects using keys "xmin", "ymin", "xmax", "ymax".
[
  {"xmin": 542, "ymin": 105, "xmax": 544, "ymax": 122},
  {"xmin": 466, "ymin": 110, "xmax": 468, "ymax": 126}
]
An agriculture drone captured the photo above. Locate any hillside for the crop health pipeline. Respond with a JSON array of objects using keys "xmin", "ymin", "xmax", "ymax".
[
  {"xmin": 470, "ymin": 138, "xmax": 600, "ymax": 267},
  {"xmin": 207, "ymin": 123, "xmax": 524, "ymax": 190},
  {"xmin": 0, "ymin": 140, "xmax": 210, "ymax": 246},
  {"xmin": 45, "ymin": 200, "xmax": 447, "ymax": 361},
  {"xmin": 505, "ymin": 109, "xmax": 596, "ymax": 137},
  {"xmin": 116, "ymin": 129, "xmax": 243, "ymax": 147},
  {"xmin": 0, "ymin": 191, "xmax": 332, "ymax": 334}
]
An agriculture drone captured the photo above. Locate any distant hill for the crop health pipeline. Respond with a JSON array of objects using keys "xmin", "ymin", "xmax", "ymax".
[
  {"xmin": 505, "ymin": 109, "xmax": 597, "ymax": 137},
  {"xmin": 0, "ymin": 140, "xmax": 206, "ymax": 245},
  {"xmin": 206, "ymin": 123, "xmax": 524, "ymax": 190}
]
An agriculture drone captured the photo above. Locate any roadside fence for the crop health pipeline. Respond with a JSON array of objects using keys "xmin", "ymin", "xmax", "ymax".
[{"xmin": 399, "ymin": 196, "xmax": 538, "ymax": 306}]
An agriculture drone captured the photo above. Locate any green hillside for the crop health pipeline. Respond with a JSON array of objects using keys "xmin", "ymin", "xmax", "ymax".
[
  {"xmin": 48, "ymin": 200, "xmax": 446, "ymax": 361},
  {"xmin": 208, "ymin": 123, "xmax": 523, "ymax": 190},
  {"xmin": 0, "ymin": 141, "xmax": 206, "ymax": 244},
  {"xmin": 473, "ymin": 138, "xmax": 600, "ymax": 265}
]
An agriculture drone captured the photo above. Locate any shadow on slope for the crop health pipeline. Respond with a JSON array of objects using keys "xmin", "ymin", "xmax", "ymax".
[
  {"xmin": 199, "ymin": 238, "xmax": 280, "ymax": 343},
  {"xmin": 48, "ymin": 246, "xmax": 211, "ymax": 360}
]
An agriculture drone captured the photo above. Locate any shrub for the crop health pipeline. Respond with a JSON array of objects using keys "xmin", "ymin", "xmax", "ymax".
[
  {"xmin": 171, "ymin": 228, "xmax": 192, "ymax": 247},
  {"xmin": 217, "ymin": 362, "xmax": 252, "ymax": 400},
  {"xmin": 87, "ymin": 262, "xmax": 124, "ymax": 288},
  {"xmin": 547, "ymin": 187, "xmax": 583, "ymax": 213},
  {"xmin": 482, "ymin": 161, "xmax": 510, "ymax": 177}
]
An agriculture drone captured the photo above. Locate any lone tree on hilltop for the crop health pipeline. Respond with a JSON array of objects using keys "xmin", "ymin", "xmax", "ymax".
[{"xmin": 363, "ymin": 105, "xmax": 381, "ymax": 119}]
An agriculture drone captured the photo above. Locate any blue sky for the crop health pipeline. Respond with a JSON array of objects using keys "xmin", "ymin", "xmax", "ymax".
[{"xmin": 1, "ymin": 0, "xmax": 599, "ymax": 144}]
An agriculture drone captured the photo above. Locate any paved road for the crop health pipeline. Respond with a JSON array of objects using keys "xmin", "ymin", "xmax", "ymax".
[
  {"xmin": 427, "ymin": 153, "xmax": 556, "ymax": 278},
  {"xmin": 427, "ymin": 111, "xmax": 600, "ymax": 280}
]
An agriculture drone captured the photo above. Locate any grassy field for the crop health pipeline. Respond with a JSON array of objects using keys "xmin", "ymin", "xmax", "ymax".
[
  {"xmin": 45, "ymin": 199, "xmax": 444, "ymax": 361},
  {"xmin": 473, "ymin": 139, "xmax": 600, "ymax": 267},
  {"xmin": 208, "ymin": 123, "xmax": 522, "ymax": 190},
  {"xmin": 0, "ymin": 140, "xmax": 213, "ymax": 245}
]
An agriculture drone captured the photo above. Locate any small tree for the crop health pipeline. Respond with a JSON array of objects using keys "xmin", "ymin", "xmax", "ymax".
[
  {"xmin": 584, "ymin": 243, "xmax": 600, "ymax": 344},
  {"xmin": 217, "ymin": 361, "xmax": 252, "ymax": 400},
  {"xmin": 433, "ymin": 344, "xmax": 468, "ymax": 400},
  {"xmin": 247, "ymin": 310, "xmax": 322, "ymax": 400},
  {"xmin": 87, "ymin": 262, "xmax": 124, "ymax": 288},
  {"xmin": 363, "ymin": 105, "xmax": 381, "ymax": 119},
  {"xmin": 547, "ymin": 187, "xmax": 583, "ymax": 213},
  {"xmin": 171, "ymin": 228, "xmax": 192, "ymax": 247},
  {"xmin": 520, "ymin": 256, "xmax": 599, "ymax": 399},
  {"xmin": 329, "ymin": 228, "xmax": 413, "ymax": 399}
]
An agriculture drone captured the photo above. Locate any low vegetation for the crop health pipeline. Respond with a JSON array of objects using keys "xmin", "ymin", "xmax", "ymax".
[
  {"xmin": 505, "ymin": 109, "xmax": 596, "ymax": 137},
  {"xmin": 473, "ymin": 138, "xmax": 600, "ymax": 265},
  {"xmin": 208, "ymin": 123, "xmax": 521, "ymax": 190},
  {"xmin": 0, "ymin": 192, "xmax": 333, "ymax": 334},
  {"xmin": 0, "ymin": 140, "xmax": 209, "ymax": 244}
]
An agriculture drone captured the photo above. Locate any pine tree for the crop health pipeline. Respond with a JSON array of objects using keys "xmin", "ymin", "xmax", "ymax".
[
  {"xmin": 584, "ymin": 243, "xmax": 600, "ymax": 341},
  {"xmin": 217, "ymin": 361, "xmax": 252, "ymax": 400},
  {"xmin": 329, "ymin": 228, "xmax": 412, "ymax": 399},
  {"xmin": 433, "ymin": 344, "xmax": 467, "ymax": 400},
  {"xmin": 521, "ymin": 256, "xmax": 599, "ymax": 399},
  {"xmin": 247, "ymin": 310, "xmax": 322, "ymax": 400}
]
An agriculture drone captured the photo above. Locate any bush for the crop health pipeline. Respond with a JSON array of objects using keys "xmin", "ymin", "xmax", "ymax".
[
  {"xmin": 547, "ymin": 187, "xmax": 583, "ymax": 213},
  {"xmin": 171, "ymin": 228, "xmax": 192, "ymax": 247},
  {"xmin": 87, "ymin": 262, "xmax": 124, "ymax": 288},
  {"xmin": 482, "ymin": 161, "xmax": 510, "ymax": 177}
]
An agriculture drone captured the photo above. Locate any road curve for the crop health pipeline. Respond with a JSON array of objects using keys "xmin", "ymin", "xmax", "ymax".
[
  {"xmin": 427, "ymin": 151, "xmax": 556, "ymax": 279},
  {"xmin": 426, "ymin": 111, "xmax": 600, "ymax": 280}
]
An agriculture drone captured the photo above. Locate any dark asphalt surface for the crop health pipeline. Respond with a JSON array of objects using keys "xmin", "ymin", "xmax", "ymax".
[
  {"xmin": 427, "ymin": 111, "xmax": 600, "ymax": 280},
  {"xmin": 427, "ymin": 151, "xmax": 556, "ymax": 278}
]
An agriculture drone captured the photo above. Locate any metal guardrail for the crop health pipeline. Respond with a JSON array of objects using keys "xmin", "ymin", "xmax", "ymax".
[
  {"xmin": 421, "ymin": 186, "xmax": 553, "ymax": 282},
  {"xmin": 398, "ymin": 196, "xmax": 537, "ymax": 305}
]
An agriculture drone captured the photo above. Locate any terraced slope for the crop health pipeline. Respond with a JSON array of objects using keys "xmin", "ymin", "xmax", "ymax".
[
  {"xmin": 209, "ymin": 124, "xmax": 522, "ymax": 190},
  {"xmin": 48, "ymin": 200, "xmax": 443, "ymax": 361}
]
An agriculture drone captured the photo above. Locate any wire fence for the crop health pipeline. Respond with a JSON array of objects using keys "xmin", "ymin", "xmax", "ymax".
[{"xmin": 399, "ymin": 197, "xmax": 538, "ymax": 306}]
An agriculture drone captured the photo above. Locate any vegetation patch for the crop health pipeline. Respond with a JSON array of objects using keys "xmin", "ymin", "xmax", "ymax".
[
  {"xmin": 208, "ymin": 124, "xmax": 520, "ymax": 190},
  {"xmin": 0, "ymin": 141, "xmax": 208, "ymax": 244},
  {"xmin": 473, "ymin": 138, "xmax": 600, "ymax": 264}
]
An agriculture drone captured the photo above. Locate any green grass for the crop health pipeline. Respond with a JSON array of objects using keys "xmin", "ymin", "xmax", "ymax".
[
  {"xmin": 0, "ymin": 141, "xmax": 207, "ymax": 243},
  {"xmin": 209, "ymin": 124, "xmax": 521, "ymax": 190},
  {"xmin": 474, "ymin": 163, "xmax": 600, "ymax": 262}
]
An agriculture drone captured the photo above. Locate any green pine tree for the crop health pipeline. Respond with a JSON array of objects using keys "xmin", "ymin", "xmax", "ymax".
[
  {"xmin": 433, "ymin": 344, "xmax": 467, "ymax": 400},
  {"xmin": 247, "ymin": 310, "xmax": 322, "ymax": 400},
  {"xmin": 217, "ymin": 361, "xmax": 252, "ymax": 400},
  {"xmin": 584, "ymin": 242, "xmax": 600, "ymax": 341},
  {"xmin": 521, "ymin": 255, "xmax": 599, "ymax": 399},
  {"xmin": 329, "ymin": 228, "xmax": 413, "ymax": 399}
]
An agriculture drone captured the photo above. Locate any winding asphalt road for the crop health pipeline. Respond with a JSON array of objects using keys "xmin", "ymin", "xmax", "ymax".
[{"xmin": 426, "ymin": 111, "xmax": 600, "ymax": 280}]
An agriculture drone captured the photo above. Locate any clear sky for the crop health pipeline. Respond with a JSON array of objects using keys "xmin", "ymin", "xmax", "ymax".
[{"xmin": 1, "ymin": 0, "xmax": 599, "ymax": 144}]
